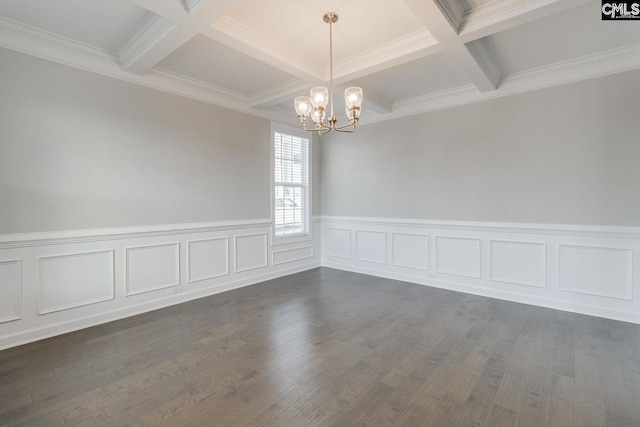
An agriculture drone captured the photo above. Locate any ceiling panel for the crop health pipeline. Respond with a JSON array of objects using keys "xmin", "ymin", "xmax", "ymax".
[
  {"xmin": 0, "ymin": 0, "xmax": 153, "ymax": 53},
  {"xmin": 487, "ymin": 0, "xmax": 640, "ymax": 76},
  {"xmin": 157, "ymin": 35, "xmax": 295, "ymax": 96},
  {"xmin": 219, "ymin": 0, "xmax": 425, "ymax": 67},
  {"xmin": 350, "ymin": 53, "xmax": 470, "ymax": 102}
]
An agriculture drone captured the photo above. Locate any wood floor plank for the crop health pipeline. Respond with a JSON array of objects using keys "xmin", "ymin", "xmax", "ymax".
[
  {"xmin": 574, "ymin": 345, "xmax": 606, "ymax": 427},
  {"xmin": 545, "ymin": 373, "xmax": 575, "ymax": 427},
  {"xmin": 1, "ymin": 268, "xmax": 639, "ymax": 426},
  {"xmin": 485, "ymin": 404, "xmax": 519, "ymax": 427}
]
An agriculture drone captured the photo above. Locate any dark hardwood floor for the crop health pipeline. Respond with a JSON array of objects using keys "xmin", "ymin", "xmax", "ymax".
[{"xmin": 1, "ymin": 267, "xmax": 639, "ymax": 426}]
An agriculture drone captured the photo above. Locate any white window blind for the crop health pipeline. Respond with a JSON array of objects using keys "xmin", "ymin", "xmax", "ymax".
[{"xmin": 274, "ymin": 131, "xmax": 310, "ymax": 238}]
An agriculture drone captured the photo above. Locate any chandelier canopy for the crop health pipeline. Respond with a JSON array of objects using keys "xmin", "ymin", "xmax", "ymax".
[{"xmin": 294, "ymin": 13, "xmax": 363, "ymax": 135}]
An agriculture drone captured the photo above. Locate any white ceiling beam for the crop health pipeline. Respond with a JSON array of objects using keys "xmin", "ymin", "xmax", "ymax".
[
  {"xmin": 459, "ymin": 0, "xmax": 594, "ymax": 43},
  {"xmin": 455, "ymin": 40, "xmax": 501, "ymax": 93},
  {"xmin": 118, "ymin": 16, "xmax": 189, "ymax": 74},
  {"xmin": 119, "ymin": 0, "xmax": 241, "ymax": 75},
  {"xmin": 403, "ymin": 0, "xmax": 499, "ymax": 92}
]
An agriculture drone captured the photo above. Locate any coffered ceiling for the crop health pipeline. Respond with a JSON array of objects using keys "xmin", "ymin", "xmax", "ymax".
[{"xmin": 0, "ymin": 0, "xmax": 638, "ymax": 126}]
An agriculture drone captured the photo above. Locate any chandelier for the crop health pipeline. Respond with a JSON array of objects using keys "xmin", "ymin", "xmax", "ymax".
[{"xmin": 294, "ymin": 12, "xmax": 363, "ymax": 135}]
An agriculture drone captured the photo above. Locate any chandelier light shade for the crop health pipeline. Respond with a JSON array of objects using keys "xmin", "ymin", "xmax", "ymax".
[
  {"xmin": 294, "ymin": 96, "xmax": 312, "ymax": 117},
  {"xmin": 310, "ymin": 87, "xmax": 329, "ymax": 108},
  {"xmin": 294, "ymin": 12, "xmax": 363, "ymax": 135}
]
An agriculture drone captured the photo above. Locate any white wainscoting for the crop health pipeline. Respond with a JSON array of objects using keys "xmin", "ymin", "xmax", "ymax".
[
  {"xmin": 187, "ymin": 238, "xmax": 229, "ymax": 283},
  {"xmin": 126, "ymin": 243, "xmax": 180, "ymax": 296},
  {"xmin": 355, "ymin": 230, "xmax": 387, "ymax": 264},
  {"xmin": 0, "ymin": 259, "xmax": 21, "ymax": 323},
  {"xmin": 391, "ymin": 233, "xmax": 429, "ymax": 271},
  {"xmin": 558, "ymin": 244, "xmax": 632, "ymax": 300},
  {"xmin": 0, "ymin": 218, "xmax": 320, "ymax": 350},
  {"xmin": 234, "ymin": 233, "xmax": 268, "ymax": 273},
  {"xmin": 40, "ymin": 250, "xmax": 115, "ymax": 314},
  {"xmin": 272, "ymin": 245, "xmax": 314, "ymax": 266},
  {"xmin": 322, "ymin": 216, "xmax": 640, "ymax": 324},
  {"xmin": 324, "ymin": 227, "xmax": 351, "ymax": 259},
  {"xmin": 489, "ymin": 240, "xmax": 546, "ymax": 288},
  {"xmin": 435, "ymin": 236, "xmax": 482, "ymax": 279}
]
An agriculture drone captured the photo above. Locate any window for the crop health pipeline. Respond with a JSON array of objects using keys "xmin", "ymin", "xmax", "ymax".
[{"xmin": 273, "ymin": 128, "xmax": 310, "ymax": 239}]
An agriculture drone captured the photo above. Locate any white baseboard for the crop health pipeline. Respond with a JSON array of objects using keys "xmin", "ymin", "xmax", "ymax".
[
  {"xmin": 0, "ymin": 261, "xmax": 319, "ymax": 351},
  {"xmin": 323, "ymin": 261, "xmax": 640, "ymax": 325},
  {"xmin": 322, "ymin": 216, "xmax": 640, "ymax": 325},
  {"xmin": 0, "ymin": 219, "xmax": 321, "ymax": 350}
]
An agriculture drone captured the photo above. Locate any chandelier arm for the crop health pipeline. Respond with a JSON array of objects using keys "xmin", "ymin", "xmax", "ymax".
[
  {"xmin": 334, "ymin": 125, "xmax": 357, "ymax": 133},
  {"xmin": 301, "ymin": 121, "xmax": 331, "ymax": 133},
  {"xmin": 334, "ymin": 120, "xmax": 358, "ymax": 131}
]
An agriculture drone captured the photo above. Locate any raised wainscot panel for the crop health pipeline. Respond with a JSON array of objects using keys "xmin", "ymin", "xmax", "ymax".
[
  {"xmin": 273, "ymin": 246, "xmax": 314, "ymax": 266},
  {"xmin": 126, "ymin": 243, "xmax": 180, "ymax": 296},
  {"xmin": 39, "ymin": 250, "xmax": 114, "ymax": 314},
  {"xmin": 324, "ymin": 228, "xmax": 351, "ymax": 259},
  {"xmin": 235, "ymin": 233, "xmax": 268, "ymax": 272},
  {"xmin": 559, "ymin": 244, "xmax": 632, "ymax": 300},
  {"xmin": 0, "ymin": 259, "xmax": 21, "ymax": 322},
  {"xmin": 489, "ymin": 240, "xmax": 546, "ymax": 288},
  {"xmin": 188, "ymin": 238, "xmax": 229, "ymax": 283},
  {"xmin": 392, "ymin": 233, "xmax": 429, "ymax": 270},
  {"xmin": 435, "ymin": 236, "xmax": 481, "ymax": 279},
  {"xmin": 355, "ymin": 230, "xmax": 387, "ymax": 264}
]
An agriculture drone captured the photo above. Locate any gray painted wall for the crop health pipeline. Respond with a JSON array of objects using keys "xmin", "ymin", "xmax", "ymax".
[
  {"xmin": 320, "ymin": 70, "xmax": 640, "ymax": 226},
  {"xmin": 0, "ymin": 48, "xmax": 321, "ymax": 234}
]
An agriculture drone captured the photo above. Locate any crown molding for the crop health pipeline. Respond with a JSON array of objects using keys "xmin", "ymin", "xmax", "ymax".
[
  {"xmin": 367, "ymin": 42, "xmax": 640, "ymax": 123},
  {"xmin": 148, "ymin": 67, "xmax": 248, "ymax": 107},
  {"xmin": 389, "ymin": 84, "xmax": 480, "ymax": 119},
  {"xmin": 344, "ymin": 87, "xmax": 393, "ymax": 114},
  {"xmin": 0, "ymin": 16, "xmax": 287, "ymax": 123},
  {"xmin": 118, "ymin": 15, "xmax": 176, "ymax": 72},
  {"xmin": 460, "ymin": 0, "xmax": 593, "ymax": 42},
  {"xmin": 147, "ymin": 68, "xmax": 290, "ymax": 124},
  {"xmin": 0, "ymin": 16, "xmax": 115, "ymax": 68},
  {"xmin": 501, "ymin": 42, "xmax": 640, "ymax": 93},
  {"xmin": 249, "ymin": 79, "xmax": 313, "ymax": 109}
]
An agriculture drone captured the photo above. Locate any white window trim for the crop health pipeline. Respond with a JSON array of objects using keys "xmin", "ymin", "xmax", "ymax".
[{"xmin": 271, "ymin": 122, "xmax": 313, "ymax": 246}]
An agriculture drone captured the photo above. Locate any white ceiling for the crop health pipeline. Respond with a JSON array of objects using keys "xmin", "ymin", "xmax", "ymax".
[{"xmin": 0, "ymin": 0, "xmax": 638, "ymax": 126}]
